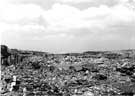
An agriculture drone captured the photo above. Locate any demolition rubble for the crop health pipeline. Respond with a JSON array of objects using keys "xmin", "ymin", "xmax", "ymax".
[{"xmin": 1, "ymin": 45, "xmax": 135, "ymax": 96}]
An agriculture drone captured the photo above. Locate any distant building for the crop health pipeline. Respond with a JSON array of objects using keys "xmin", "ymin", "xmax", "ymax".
[{"xmin": 1, "ymin": 45, "xmax": 11, "ymax": 66}]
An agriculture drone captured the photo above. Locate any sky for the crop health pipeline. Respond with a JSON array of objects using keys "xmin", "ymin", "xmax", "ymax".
[{"xmin": 0, "ymin": 0, "xmax": 135, "ymax": 53}]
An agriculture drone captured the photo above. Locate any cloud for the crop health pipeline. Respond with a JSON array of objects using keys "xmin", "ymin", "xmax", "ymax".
[
  {"xmin": 56, "ymin": 0, "xmax": 93, "ymax": 3},
  {"xmin": 1, "ymin": 0, "xmax": 135, "ymax": 52},
  {"xmin": 56, "ymin": 0, "xmax": 129, "ymax": 6},
  {"xmin": 56, "ymin": 0, "xmax": 132, "ymax": 4},
  {"xmin": 42, "ymin": 3, "xmax": 135, "ymax": 33},
  {"xmin": 0, "ymin": 3, "xmax": 43, "ymax": 22}
]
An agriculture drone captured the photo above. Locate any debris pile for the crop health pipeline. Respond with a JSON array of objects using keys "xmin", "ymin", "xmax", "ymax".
[{"xmin": 1, "ymin": 45, "xmax": 135, "ymax": 96}]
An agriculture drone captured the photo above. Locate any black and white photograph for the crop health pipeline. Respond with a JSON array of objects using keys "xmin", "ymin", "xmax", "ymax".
[{"xmin": 0, "ymin": 0, "xmax": 135, "ymax": 96}]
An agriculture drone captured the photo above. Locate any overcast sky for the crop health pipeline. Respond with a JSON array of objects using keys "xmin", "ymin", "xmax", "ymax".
[{"xmin": 0, "ymin": 0, "xmax": 135, "ymax": 53}]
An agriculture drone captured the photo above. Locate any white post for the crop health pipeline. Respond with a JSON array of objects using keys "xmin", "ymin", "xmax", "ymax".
[
  {"xmin": 13, "ymin": 76, "xmax": 17, "ymax": 82},
  {"xmin": 23, "ymin": 87, "xmax": 27, "ymax": 96},
  {"xmin": 9, "ymin": 82, "xmax": 16, "ymax": 91}
]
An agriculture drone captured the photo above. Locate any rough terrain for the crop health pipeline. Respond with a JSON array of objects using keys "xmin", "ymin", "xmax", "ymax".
[{"xmin": 1, "ymin": 45, "xmax": 135, "ymax": 96}]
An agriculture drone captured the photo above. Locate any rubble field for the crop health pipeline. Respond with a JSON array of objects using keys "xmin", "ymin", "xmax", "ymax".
[{"xmin": 1, "ymin": 45, "xmax": 135, "ymax": 96}]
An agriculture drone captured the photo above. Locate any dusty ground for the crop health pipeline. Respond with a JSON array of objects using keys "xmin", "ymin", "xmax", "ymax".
[{"xmin": 1, "ymin": 49, "xmax": 135, "ymax": 96}]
